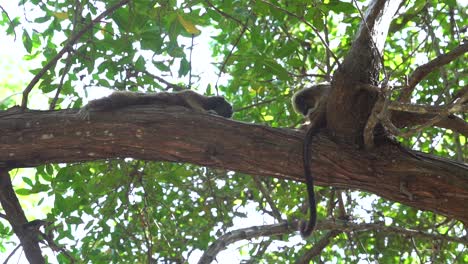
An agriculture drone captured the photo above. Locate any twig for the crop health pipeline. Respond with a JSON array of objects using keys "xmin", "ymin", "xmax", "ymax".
[
  {"xmin": 198, "ymin": 222, "xmax": 292, "ymax": 264},
  {"xmin": 234, "ymin": 98, "xmax": 276, "ymax": 112},
  {"xmin": 364, "ymin": 91, "xmax": 384, "ymax": 149},
  {"xmin": 139, "ymin": 69, "xmax": 186, "ymax": 91},
  {"xmin": 49, "ymin": 51, "xmax": 73, "ymax": 110},
  {"xmin": 258, "ymin": 0, "xmax": 341, "ymax": 69},
  {"xmin": 204, "ymin": 0, "xmax": 245, "ymax": 26},
  {"xmin": 296, "ymin": 230, "xmax": 341, "ymax": 264},
  {"xmin": 188, "ymin": 34, "xmax": 194, "ymax": 89},
  {"xmin": 214, "ymin": 19, "xmax": 249, "ymax": 95},
  {"xmin": 3, "ymin": 244, "xmax": 21, "ymax": 264},
  {"xmin": 387, "ymin": 30, "xmax": 428, "ymax": 80},
  {"xmin": 21, "ymin": 0, "xmax": 130, "ymax": 109},
  {"xmin": 252, "ymin": 176, "xmax": 283, "ymax": 221}
]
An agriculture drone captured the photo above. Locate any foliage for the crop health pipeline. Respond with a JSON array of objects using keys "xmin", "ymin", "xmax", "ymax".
[{"xmin": 0, "ymin": 0, "xmax": 466, "ymax": 263}]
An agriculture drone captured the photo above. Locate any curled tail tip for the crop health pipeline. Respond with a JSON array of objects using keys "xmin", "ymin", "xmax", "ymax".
[{"xmin": 299, "ymin": 220, "xmax": 315, "ymax": 238}]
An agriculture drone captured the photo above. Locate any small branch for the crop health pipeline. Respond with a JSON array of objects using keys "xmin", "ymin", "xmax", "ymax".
[
  {"xmin": 0, "ymin": 212, "xmax": 7, "ymax": 220},
  {"xmin": 188, "ymin": 34, "xmax": 194, "ymax": 89},
  {"xmin": 204, "ymin": 0, "xmax": 245, "ymax": 26},
  {"xmin": 198, "ymin": 222, "xmax": 292, "ymax": 264},
  {"xmin": 252, "ymin": 176, "xmax": 283, "ymax": 221},
  {"xmin": 400, "ymin": 41, "xmax": 468, "ymax": 102},
  {"xmin": 366, "ymin": 83, "xmax": 468, "ymax": 144},
  {"xmin": 381, "ymin": 87, "xmax": 468, "ymax": 138},
  {"xmin": 21, "ymin": 0, "xmax": 130, "ymax": 109},
  {"xmin": 49, "ymin": 51, "xmax": 73, "ymax": 110},
  {"xmin": 235, "ymin": 98, "xmax": 276, "ymax": 112},
  {"xmin": 3, "ymin": 244, "xmax": 21, "ymax": 264},
  {"xmin": 138, "ymin": 69, "xmax": 186, "ymax": 91},
  {"xmin": 214, "ymin": 19, "xmax": 249, "ymax": 94},
  {"xmin": 327, "ymin": 221, "xmax": 468, "ymax": 245},
  {"xmin": 296, "ymin": 230, "xmax": 341, "ymax": 264}
]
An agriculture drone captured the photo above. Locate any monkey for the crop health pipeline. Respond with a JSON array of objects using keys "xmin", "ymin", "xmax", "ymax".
[
  {"xmin": 78, "ymin": 90, "xmax": 233, "ymax": 119},
  {"xmin": 291, "ymin": 83, "xmax": 330, "ymax": 238}
]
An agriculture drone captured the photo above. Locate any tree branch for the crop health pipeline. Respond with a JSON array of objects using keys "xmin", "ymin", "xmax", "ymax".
[
  {"xmin": 400, "ymin": 41, "xmax": 468, "ymax": 102},
  {"xmin": 1, "ymin": 107, "xmax": 467, "ymax": 224},
  {"xmin": 198, "ymin": 222, "xmax": 291, "ymax": 264},
  {"xmin": 21, "ymin": 0, "xmax": 130, "ymax": 109},
  {"xmin": 296, "ymin": 230, "xmax": 341, "ymax": 264},
  {"xmin": 0, "ymin": 168, "xmax": 45, "ymax": 263},
  {"xmin": 391, "ymin": 111, "xmax": 468, "ymax": 138},
  {"xmin": 389, "ymin": 101, "xmax": 468, "ymax": 114},
  {"xmin": 198, "ymin": 218, "xmax": 467, "ymax": 263}
]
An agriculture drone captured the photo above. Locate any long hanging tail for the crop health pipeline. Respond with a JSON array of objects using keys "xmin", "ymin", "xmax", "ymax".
[{"xmin": 299, "ymin": 124, "xmax": 319, "ymax": 238}]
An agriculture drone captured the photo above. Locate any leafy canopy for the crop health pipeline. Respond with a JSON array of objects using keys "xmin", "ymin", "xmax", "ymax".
[{"xmin": 0, "ymin": 0, "xmax": 466, "ymax": 263}]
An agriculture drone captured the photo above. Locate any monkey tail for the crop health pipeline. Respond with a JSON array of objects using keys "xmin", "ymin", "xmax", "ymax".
[{"xmin": 299, "ymin": 124, "xmax": 319, "ymax": 238}]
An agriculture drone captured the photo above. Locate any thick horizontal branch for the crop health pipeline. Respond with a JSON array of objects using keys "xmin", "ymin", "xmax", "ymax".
[{"xmin": 1, "ymin": 107, "xmax": 467, "ymax": 223}]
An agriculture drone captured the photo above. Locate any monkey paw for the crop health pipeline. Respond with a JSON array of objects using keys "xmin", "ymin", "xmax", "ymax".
[
  {"xmin": 77, "ymin": 107, "xmax": 91, "ymax": 121},
  {"xmin": 206, "ymin": 109, "xmax": 219, "ymax": 115}
]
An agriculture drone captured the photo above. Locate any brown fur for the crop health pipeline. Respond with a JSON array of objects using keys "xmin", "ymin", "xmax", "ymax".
[
  {"xmin": 78, "ymin": 90, "xmax": 233, "ymax": 119},
  {"xmin": 291, "ymin": 84, "xmax": 329, "ymax": 237}
]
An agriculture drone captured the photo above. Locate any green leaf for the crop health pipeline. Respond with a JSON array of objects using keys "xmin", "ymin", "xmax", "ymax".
[
  {"xmin": 22, "ymin": 176, "xmax": 33, "ymax": 187},
  {"xmin": 324, "ymin": 0, "xmax": 356, "ymax": 14},
  {"xmin": 16, "ymin": 188, "xmax": 32, "ymax": 196},
  {"xmin": 178, "ymin": 57, "xmax": 190, "ymax": 77},
  {"xmin": 22, "ymin": 29, "xmax": 32, "ymax": 53},
  {"xmin": 135, "ymin": 55, "xmax": 146, "ymax": 71},
  {"xmin": 262, "ymin": 58, "xmax": 290, "ymax": 81}
]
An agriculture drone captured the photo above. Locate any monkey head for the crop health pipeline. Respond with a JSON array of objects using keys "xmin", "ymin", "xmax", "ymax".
[{"xmin": 292, "ymin": 83, "xmax": 330, "ymax": 118}]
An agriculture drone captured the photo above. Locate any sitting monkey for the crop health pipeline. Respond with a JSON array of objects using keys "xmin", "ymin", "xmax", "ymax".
[
  {"xmin": 78, "ymin": 90, "xmax": 233, "ymax": 119},
  {"xmin": 292, "ymin": 83, "xmax": 330, "ymax": 238}
]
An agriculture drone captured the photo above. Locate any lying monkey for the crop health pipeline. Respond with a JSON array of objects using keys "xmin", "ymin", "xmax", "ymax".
[{"xmin": 78, "ymin": 90, "xmax": 233, "ymax": 119}]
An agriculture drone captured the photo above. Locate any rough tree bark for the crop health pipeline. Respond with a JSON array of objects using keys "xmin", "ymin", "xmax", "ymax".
[{"xmin": 327, "ymin": 0, "xmax": 401, "ymax": 142}]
